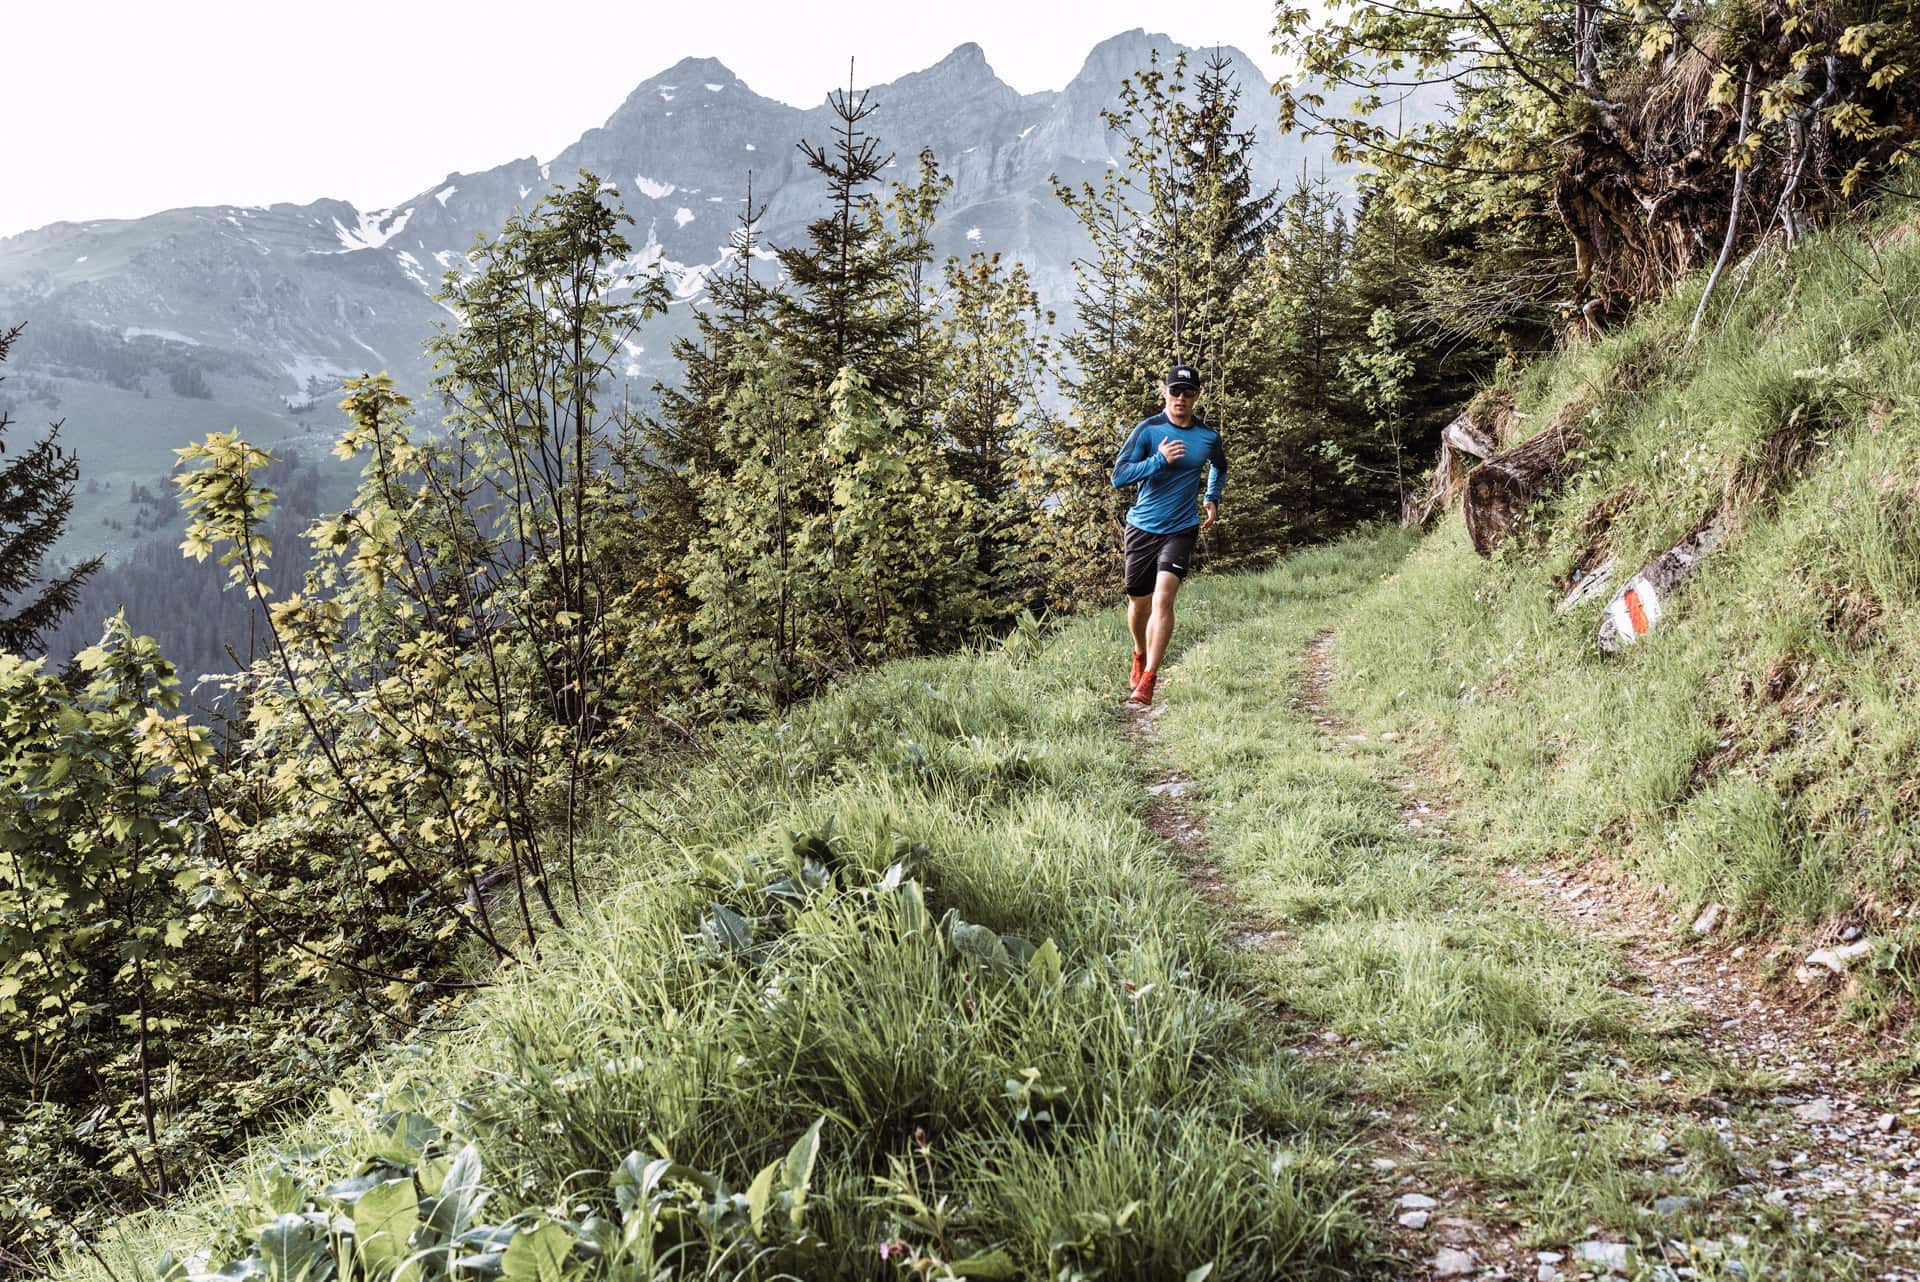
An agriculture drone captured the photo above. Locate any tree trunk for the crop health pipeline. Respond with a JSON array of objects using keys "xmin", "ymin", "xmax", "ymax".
[
  {"xmin": 1442, "ymin": 411, "xmax": 1497, "ymax": 461},
  {"xmin": 1406, "ymin": 410, "xmax": 1501, "ymax": 528},
  {"xmin": 1464, "ymin": 422, "xmax": 1583, "ymax": 555}
]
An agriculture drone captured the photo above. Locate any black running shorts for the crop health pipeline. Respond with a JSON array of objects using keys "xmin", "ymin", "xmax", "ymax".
[{"xmin": 1123, "ymin": 523, "xmax": 1200, "ymax": 598}]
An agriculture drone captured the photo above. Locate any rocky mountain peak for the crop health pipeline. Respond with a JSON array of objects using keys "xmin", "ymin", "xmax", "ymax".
[
  {"xmin": 844, "ymin": 40, "xmax": 1022, "ymax": 136},
  {"xmin": 931, "ymin": 42, "xmax": 992, "ymax": 77},
  {"xmin": 601, "ymin": 55, "xmax": 771, "ymax": 136},
  {"xmin": 652, "ymin": 54, "xmax": 742, "ymax": 85},
  {"xmin": 0, "ymin": 28, "xmax": 1423, "ymax": 567},
  {"xmin": 1071, "ymin": 29, "xmax": 1174, "ymax": 87}
]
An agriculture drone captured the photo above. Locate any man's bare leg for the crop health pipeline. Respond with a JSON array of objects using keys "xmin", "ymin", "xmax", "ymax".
[
  {"xmin": 1127, "ymin": 594, "xmax": 1152, "ymax": 656},
  {"xmin": 1144, "ymin": 570, "xmax": 1182, "ymax": 673}
]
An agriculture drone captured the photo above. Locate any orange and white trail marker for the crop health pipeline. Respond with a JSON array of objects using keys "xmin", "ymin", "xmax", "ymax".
[{"xmin": 1597, "ymin": 518, "xmax": 1725, "ymax": 652}]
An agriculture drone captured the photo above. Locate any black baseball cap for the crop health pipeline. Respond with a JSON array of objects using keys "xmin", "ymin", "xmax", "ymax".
[{"xmin": 1163, "ymin": 365, "xmax": 1202, "ymax": 390}]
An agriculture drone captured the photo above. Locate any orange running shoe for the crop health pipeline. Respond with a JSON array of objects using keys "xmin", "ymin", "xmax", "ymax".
[
  {"xmin": 1130, "ymin": 650, "xmax": 1146, "ymax": 687},
  {"xmin": 1128, "ymin": 670, "xmax": 1157, "ymax": 705}
]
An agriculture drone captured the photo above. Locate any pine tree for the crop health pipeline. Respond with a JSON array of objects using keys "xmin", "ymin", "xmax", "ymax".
[
  {"xmin": 1047, "ymin": 167, "xmax": 1143, "ymax": 608},
  {"xmin": 0, "ymin": 321, "xmax": 101, "ymax": 654},
  {"xmin": 936, "ymin": 251, "xmax": 1055, "ymax": 613},
  {"xmin": 677, "ymin": 72, "xmax": 989, "ymax": 707},
  {"xmin": 1163, "ymin": 52, "xmax": 1282, "ymax": 566},
  {"xmin": 879, "ymin": 149, "xmax": 954, "ymax": 430},
  {"xmin": 1238, "ymin": 168, "xmax": 1361, "ymax": 550},
  {"xmin": 1103, "ymin": 50, "xmax": 1192, "ymax": 382},
  {"xmin": 615, "ymin": 174, "xmax": 778, "ymax": 707},
  {"xmin": 1338, "ymin": 186, "xmax": 1511, "ymax": 518},
  {"xmin": 648, "ymin": 172, "xmax": 776, "ymax": 486},
  {"xmin": 774, "ymin": 63, "xmax": 928, "ymax": 401}
]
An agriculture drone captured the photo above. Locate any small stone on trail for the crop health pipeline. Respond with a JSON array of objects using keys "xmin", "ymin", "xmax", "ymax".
[
  {"xmin": 1381, "ymin": 731, "xmax": 1401, "ymax": 741},
  {"xmin": 1804, "ymin": 939, "xmax": 1873, "ymax": 974},
  {"xmin": 1841, "ymin": 924, "xmax": 1862, "ymax": 942},
  {"xmin": 1537, "ymin": 1268, "xmax": 1558, "ymax": 1282},
  {"xmin": 1652, "ymin": 1194, "xmax": 1699, "ymax": 1215},
  {"xmin": 1793, "ymin": 1098, "xmax": 1837, "ymax": 1123},
  {"xmin": 1146, "ymin": 780, "xmax": 1189, "ymax": 798},
  {"xmin": 1536, "ymin": 1253, "xmax": 1565, "ymax": 1265},
  {"xmin": 1370, "ymin": 1157, "xmax": 1397, "ymax": 1170},
  {"xmin": 1398, "ymin": 1193, "xmax": 1439, "ymax": 1211},
  {"xmin": 1432, "ymin": 1247, "xmax": 1477, "ymax": 1278},
  {"xmin": 1399, "ymin": 1210, "xmax": 1431, "ymax": 1230},
  {"xmin": 1691, "ymin": 903, "xmax": 1724, "ymax": 935},
  {"xmin": 1574, "ymin": 1241, "xmax": 1629, "ymax": 1272},
  {"xmin": 1879, "ymin": 1113, "xmax": 1901, "ymax": 1133}
]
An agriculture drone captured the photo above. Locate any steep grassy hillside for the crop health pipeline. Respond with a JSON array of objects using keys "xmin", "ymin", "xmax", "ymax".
[
  {"xmin": 65, "ymin": 549, "xmax": 1415, "ymax": 1282},
  {"xmin": 52, "ymin": 191, "xmax": 1920, "ymax": 1282},
  {"xmin": 1341, "ymin": 197, "xmax": 1920, "ymax": 1025}
]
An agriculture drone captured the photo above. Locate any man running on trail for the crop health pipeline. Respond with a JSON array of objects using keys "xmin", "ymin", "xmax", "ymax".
[{"xmin": 1111, "ymin": 364, "xmax": 1227, "ymax": 705}]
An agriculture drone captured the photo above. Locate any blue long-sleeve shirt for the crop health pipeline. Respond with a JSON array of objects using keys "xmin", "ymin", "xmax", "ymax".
[{"xmin": 1111, "ymin": 412, "xmax": 1227, "ymax": 534}]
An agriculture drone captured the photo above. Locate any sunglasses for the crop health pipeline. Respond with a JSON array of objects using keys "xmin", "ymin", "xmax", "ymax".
[{"xmin": 1166, "ymin": 386, "xmax": 1199, "ymax": 397}]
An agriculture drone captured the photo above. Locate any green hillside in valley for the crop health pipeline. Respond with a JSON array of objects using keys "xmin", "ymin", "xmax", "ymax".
[
  {"xmin": 1345, "ymin": 206, "xmax": 1920, "ymax": 975},
  {"xmin": 55, "ymin": 197, "xmax": 1920, "ymax": 1281},
  {"xmin": 12, "ymin": 1, "xmax": 1920, "ymax": 1274}
]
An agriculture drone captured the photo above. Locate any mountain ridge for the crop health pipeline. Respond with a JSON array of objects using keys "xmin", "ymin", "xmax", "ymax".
[{"xmin": 0, "ymin": 30, "xmax": 1433, "ymax": 565}]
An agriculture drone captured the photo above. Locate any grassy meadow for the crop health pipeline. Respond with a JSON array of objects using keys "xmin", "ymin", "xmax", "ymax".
[
  {"xmin": 53, "ymin": 189, "xmax": 1920, "ymax": 1282},
  {"xmin": 1337, "ymin": 198, "xmax": 1920, "ymax": 1025},
  {"xmin": 71, "ymin": 553, "xmax": 1396, "ymax": 1282}
]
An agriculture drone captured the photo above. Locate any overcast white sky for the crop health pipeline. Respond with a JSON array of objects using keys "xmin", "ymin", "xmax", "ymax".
[{"xmin": 1, "ymin": 0, "xmax": 1286, "ymax": 239}]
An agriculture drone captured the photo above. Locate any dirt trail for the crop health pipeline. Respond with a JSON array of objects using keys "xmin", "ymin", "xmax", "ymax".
[
  {"xmin": 1499, "ymin": 857, "xmax": 1920, "ymax": 1272},
  {"xmin": 1128, "ymin": 636, "xmax": 1538, "ymax": 1279},
  {"xmin": 1124, "ymin": 695, "xmax": 1280, "ymax": 946},
  {"xmin": 1297, "ymin": 632, "xmax": 1544, "ymax": 1279},
  {"xmin": 1300, "ymin": 630, "xmax": 1920, "ymax": 1281}
]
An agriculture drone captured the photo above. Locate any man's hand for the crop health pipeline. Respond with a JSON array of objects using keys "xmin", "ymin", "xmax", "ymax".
[
  {"xmin": 1158, "ymin": 438, "xmax": 1186, "ymax": 464},
  {"xmin": 1201, "ymin": 501, "xmax": 1218, "ymax": 530}
]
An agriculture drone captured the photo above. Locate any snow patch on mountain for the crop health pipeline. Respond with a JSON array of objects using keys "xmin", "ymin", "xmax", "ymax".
[
  {"xmin": 434, "ymin": 185, "xmax": 458, "ymax": 206},
  {"xmin": 394, "ymin": 250, "xmax": 431, "ymax": 292},
  {"xmin": 279, "ymin": 353, "xmax": 353, "ymax": 391},
  {"xmin": 613, "ymin": 235, "xmax": 666, "ymax": 286},
  {"xmin": 674, "ymin": 208, "xmax": 695, "ymax": 227},
  {"xmin": 125, "ymin": 327, "xmax": 198, "ymax": 345},
  {"xmin": 634, "ymin": 176, "xmax": 675, "ymax": 200},
  {"xmin": 669, "ymin": 262, "xmax": 713, "ymax": 300},
  {"xmin": 331, "ymin": 207, "xmax": 413, "ymax": 253},
  {"xmin": 705, "ymin": 83, "xmax": 724, "ymax": 92},
  {"xmin": 610, "ymin": 225, "xmax": 732, "ymax": 304}
]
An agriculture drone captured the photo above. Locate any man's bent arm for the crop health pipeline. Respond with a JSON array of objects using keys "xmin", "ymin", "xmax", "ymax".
[
  {"xmin": 1111, "ymin": 424, "xmax": 1165, "ymax": 488},
  {"xmin": 1204, "ymin": 435, "xmax": 1228, "ymax": 503}
]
